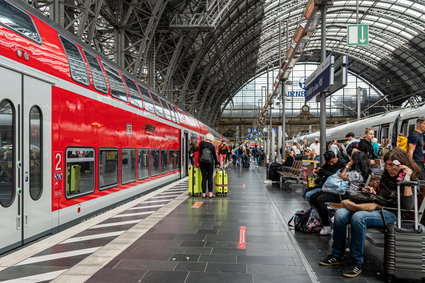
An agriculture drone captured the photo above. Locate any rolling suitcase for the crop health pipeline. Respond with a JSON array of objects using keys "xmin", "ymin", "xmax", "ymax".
[
  {"xmin": 67, "ymin": 164, "xmax": 80, "ymax": 194},
  {"xmin": 215, "ymin": 169, "xmax": 228, "ymax": 196},
  {"xmin": 384, "ymin": 180, "xmax": 425, "ymax": 282},
  {"xmin": 188, "ymin": 166, "xmax": 202, "ymax": 196}
]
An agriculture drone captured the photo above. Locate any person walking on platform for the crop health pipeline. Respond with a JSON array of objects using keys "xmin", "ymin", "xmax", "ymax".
[
  {"xmin": 407, "ymin": 116, "xmax": 425, "ymax": 179},
  {"xmin": 319, "ymin": 148, "xmax": 420, "ymax": 278},
  {"xmin": 197, "ymin": 133, "xmax": 219, "ymax": 198},
  {"xmin": 218, "ymin": 140, "xmax": 230, "ymax": 167}
]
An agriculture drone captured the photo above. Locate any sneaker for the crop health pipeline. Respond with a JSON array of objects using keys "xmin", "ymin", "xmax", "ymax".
[
  {"xmin": 319, "ymin": 254, "xmax": 344, "ymax": 266},
  {"xmin": 319, "ymin": 226, "xmax": 333, "ymax": 236},
  {"xmin": 342, "ymin": 263, "xmax": 362, "ymax": 278}
]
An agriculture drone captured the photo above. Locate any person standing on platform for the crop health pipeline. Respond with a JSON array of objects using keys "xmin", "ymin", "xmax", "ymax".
[
  {"xmin": 198, "ymin": 133, "xmax": 219, "ymax": 198},
  {"xmin": 188, "ymin": 142, "xmax": 197, "ymax": 167},
  {"xmin": 408, "ymin": 116, "xmax": 425, "ymax": 178},
  {"xmin": 309, "ymin": 137, "xmax": 320, "ymax": 157},
  {"xmin": 218, "ymin": 140, "xmax": 230, "ymax": 167},
  {"xmin": 358, "ymin": 128, "xmax": 376, "ymax": 160}
]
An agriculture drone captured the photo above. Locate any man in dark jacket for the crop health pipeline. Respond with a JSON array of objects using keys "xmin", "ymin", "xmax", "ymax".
[
  {"xmin": 358, "ymin": 128, "xmax": 378, "ymax": 160},
  {"xmin": 198, "ymin": 133, "xmax": 219, "ymax": 198}
]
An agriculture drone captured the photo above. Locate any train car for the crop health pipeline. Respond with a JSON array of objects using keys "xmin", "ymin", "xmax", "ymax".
[
  {"xmin": 292, "ymin": 104, "xmax": 425, "ymax": 146},
  {"xmin": 0, "ymin": 0, "xmax": 226, "ymax": 254}
]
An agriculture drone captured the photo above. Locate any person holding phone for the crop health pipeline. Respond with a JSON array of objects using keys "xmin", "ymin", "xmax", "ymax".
[{"xmin": 319, "ymin": 148, "xmax": 420, "ymax": 278}]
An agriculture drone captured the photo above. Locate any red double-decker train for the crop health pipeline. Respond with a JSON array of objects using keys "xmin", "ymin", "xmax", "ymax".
[{"xmin": 0, "ymin": 0, "xmax": 224, "ymax": 254}]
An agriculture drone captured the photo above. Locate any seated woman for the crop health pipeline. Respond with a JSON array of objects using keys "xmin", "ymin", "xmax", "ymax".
[
  {"xmin": 282, "ymin": 150, "xmax": 294, "ymax": 169},
  {"xmin": 319, "ymin": 148, "xmax": 420, "ymax": 278},
  {"xmin": 310, "ymin": 151, "xmax": 370, "ymax": 236},
  {"xmin": 307, "ymin": 150, "xmax": 317, "ymax": 161}
]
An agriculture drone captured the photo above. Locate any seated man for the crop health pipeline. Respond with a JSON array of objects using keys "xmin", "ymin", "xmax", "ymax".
[
  {"xmin": 304, "ymin": 151, "xmax": 345, "ymax": 200},
  {"xmin": 319, "ymin": 148, "xmax": 420, "ymax": 278}
]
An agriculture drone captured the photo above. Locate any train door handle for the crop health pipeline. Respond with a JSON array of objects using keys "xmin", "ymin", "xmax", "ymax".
[
  {"xmin": 25, "ymin": 171, "xmax": 29, "ymax": 182},
  {"xmin": 16, "ymin": 216, "xmax": 21, "ymax": 230},
  {"xmin": 25, "ymin": 215, "xmax": 28, "ymax": 226}
]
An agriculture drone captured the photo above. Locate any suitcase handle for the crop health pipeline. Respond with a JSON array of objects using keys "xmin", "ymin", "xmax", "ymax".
[{"xmin": 397, "ymin": 181, "xmax": 419, "ymax": 231}]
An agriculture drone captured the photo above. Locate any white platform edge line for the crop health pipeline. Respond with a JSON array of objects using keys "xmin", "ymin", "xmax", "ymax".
[
  {"xmin": 51, "ymin": 192, "xmax": 189, "ymax": 283},
  {"xmin": 61, "ymin": 231, "xmax": 126, "ymax": 244},
  {"xmin": 89, "ymin": 220, "xmax": 141, "ymax": 229},
  {"xmin": 0, "ymin": 177, "xmax": 188, "ymax": 270},
  {"xmin": 16, "ymin": 247, "xmax": 101, "ymax": 266},
  {"xmin": 0, "ymin": 269, "xmax": 68, "ymax": 283},
  {"xmin": 111, "ymin": 211, "xmax": 154, "ymax": 218}
]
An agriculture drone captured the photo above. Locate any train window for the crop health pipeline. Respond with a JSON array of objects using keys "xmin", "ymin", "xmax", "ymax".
[
  {"xmin": 99, "ymin": 148, "xmax": 118, "ymax": 190},
  {"xmin": 160, "ymin": 99, "xmax": 172, "ymax": 120},
  {"xmin": 65, "ymin": 148, "xmax": 95, "ymax": 198},
  {"xmin": 165, "ymin": 102, "xmax": 176, "ymax": 122},
  {"xmin": 169, "ymin": 150, "xmax": 176, "ymax": 171},
  {"xmin": 380, "ymin": 124, "xmax": 389, "ymax": 140},
  {"xmin": 161, "ymin": 149, "xmax": 168, "ymax": 174},
  {"xmin": 83, "ymin": 51, "xmax": 108, "ymax": 93},
  {"xmin": 29, "ymin": 106, "xmax": 42, "ymax": 201},
  {"xmin": 150, "ymin": 92, "xmax": 164, "ymax": 117},
  {"xmin": 122, "ymin": 148, "xmax": 136, "ymax": 184},
  {"xmin": 138, "ymin": 149, "xmax": 149, "ymax": 180},
  {"xmin": 103, "ymin": 63, "xmax": 127, "ymax": 102},
  {"xmin": 0, "ymin": 100, "xmax": 15, "ymax": 207},
  {"xmin": 124, "ymin": 76, "xmax": 143, "ymax": 109},
  {"xmin": 170, "ymin": 104, "xmax": 180, "ymax": 123},
  {"xmin": 400, "ymin": 120, "xmax": 408, "ymax": 135},
  {"xmin": 137, "ymin": 83, "xmax": 154, "ymax": 113},
  {"xmin": 59, "ymin": 36, "xmax": 90, "ymax": 86},
  {"xmin": 0, "ymin": 0, "xmax": 41, "ymax": 43},
  {"xmin": 176, "ymin": 150, "xmax": 181, "ymax": 170},
  {"xmin": 151, "ymin": 149, "xmax": 160, "ymax": 176}
]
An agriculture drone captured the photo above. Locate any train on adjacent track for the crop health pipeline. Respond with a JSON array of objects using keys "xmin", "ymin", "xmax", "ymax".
[
  {"xmin": 0, "ymin": 0, "xmax": 225, "ymax": 254},
  {"xmin": 292, "ymin": 104, "xmax": 425, "ymax": 146}
]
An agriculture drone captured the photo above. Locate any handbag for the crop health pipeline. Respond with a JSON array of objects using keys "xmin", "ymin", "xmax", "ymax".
[
  {"xmin": 321, "ymin": 170, "xmax": 349, "ymax": 195},
  {"xmin": 349, "ymin": 192, "xmax": 390, "ymax": 206},
  {"xmin": 341, "ymin": 199, "xmax": 382, "ymax": 212}
]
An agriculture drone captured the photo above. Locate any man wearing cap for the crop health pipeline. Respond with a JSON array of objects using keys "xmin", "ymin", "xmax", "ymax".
[{"xmin": 408, "ymin": 117, "xmax": 425, "ymax": 178}]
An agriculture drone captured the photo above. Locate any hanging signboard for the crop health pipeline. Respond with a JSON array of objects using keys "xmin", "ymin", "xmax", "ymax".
[{"xmin": 305, "ymin": 55, "xmax": 334, "ymax": 102}]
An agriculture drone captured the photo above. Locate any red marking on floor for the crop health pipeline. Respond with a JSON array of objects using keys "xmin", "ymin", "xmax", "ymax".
[
  {"xmin": 191, "ymin": 202, "xmax": 203, "ymax": 208},
  {"xmin": 242, "ymin": 184, "xmax": 246, "ymax": 188},
  {"xmin": 238, "ymin": 226, "xmax": 247, "ymax": 249}
]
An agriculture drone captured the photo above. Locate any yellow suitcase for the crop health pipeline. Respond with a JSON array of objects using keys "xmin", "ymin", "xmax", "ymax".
[
  {"xmin": 188, "ymin": 167, "xmax": 202, "ymax": 196},
  {"xmin": 67, "ymin": 164, "xmax": 81, "ymax": 194},
  {"xmin": 215, "ymin": 169, "xmax": 228, "ymax": 195}
]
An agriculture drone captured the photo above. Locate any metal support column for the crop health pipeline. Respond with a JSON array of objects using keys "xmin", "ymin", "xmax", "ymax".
[{"xmin": 319, "ymin": 5, "xmax": 327, "ymax": 164}]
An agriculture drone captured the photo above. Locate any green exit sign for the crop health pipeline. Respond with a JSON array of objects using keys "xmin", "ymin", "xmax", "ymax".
[{"xmin": 347, "ymin": 25, "xmax": 369, "ymax": 45}]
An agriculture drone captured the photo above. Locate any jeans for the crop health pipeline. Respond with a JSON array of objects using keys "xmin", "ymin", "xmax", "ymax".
[
  {"xmin": 332, "ymin": 208, "xmax": 397, "ymax": 264},
  {"xmin": 304, "ymin": 187, "xmax": 322, "ymax": 200}
]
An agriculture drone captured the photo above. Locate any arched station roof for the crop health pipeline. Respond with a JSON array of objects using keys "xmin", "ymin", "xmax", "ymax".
[{"xmin": 27, "ymin": 0, "xmax": 425, "ymax": 126}]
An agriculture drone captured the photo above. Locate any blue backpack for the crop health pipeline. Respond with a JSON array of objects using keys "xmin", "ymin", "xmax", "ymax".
[
  {"xmin": 288, "ymin": 207, "xmax": 322, "ymax": 233},
  {"xmin": 321, "ymin": 169, "xmax": 349, "ymax": 194}
]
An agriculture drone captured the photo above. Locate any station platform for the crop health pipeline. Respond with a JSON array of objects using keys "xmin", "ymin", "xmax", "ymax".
[{"xmin": 0, "ymin": 164, "xmax": 387, "ymax": 283}]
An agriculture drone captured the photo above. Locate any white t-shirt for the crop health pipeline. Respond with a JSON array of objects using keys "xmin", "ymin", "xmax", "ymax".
[{"xmin": 309, "ymin": 142, "xmax": 320, "ymax": 155}]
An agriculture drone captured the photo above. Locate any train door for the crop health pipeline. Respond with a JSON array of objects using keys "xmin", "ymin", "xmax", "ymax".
[
  {"xmin": 0, "ymin": 66, "xmax": 53, "ymax": 253},
  {"xmin": 0, "ymin": 66, "xmax": 22, "ymax": 252},
  {"xmin": 22, "ymin": 75, "xmax": 52, "ymax": 243},
  {"xmin": 182, "ymin": 131, "xmax": 189, "ymax": 177}
]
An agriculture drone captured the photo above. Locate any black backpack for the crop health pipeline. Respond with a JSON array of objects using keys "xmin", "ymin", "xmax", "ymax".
[{"xmin": 200, "ymin": 147, "xmax": 213, "ymax": 164}]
